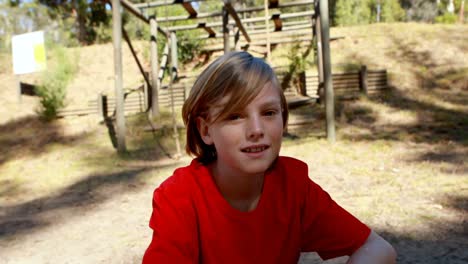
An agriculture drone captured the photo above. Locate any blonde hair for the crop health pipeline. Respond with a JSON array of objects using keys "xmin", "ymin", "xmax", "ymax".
[{"xmin": 182, "ymin": 51, "xmax": 289, "ymax": 163}]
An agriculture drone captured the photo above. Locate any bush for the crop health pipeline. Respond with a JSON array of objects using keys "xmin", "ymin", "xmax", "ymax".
[
  {"xmin": 380, "ymin": 0, "xmax": 406, "ymax": 22},
  {"xmin": 435, "ymin": 12, "xmax": 459, "ymax": 23},
  {"xmin": 284, "ymin": 42, "xmax": 312, "ymax": 93},
  {"xmin": 335, "ymin": 0, "xmax": 372, "ymax": 26},
  {"xmin": 402, "ymin": 0, "xmax": 439, "ymax": 22},
  {"xmin": 35, "ymin": 45, "xmax": 77, "ymax": 120},
  {"xmin": 176, "ymin": 31, "xmax": 204, "ymax": 64}
]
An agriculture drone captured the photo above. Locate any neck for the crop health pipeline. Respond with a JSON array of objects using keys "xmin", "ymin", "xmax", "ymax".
[{"xmin": 210, "ymin": 162, "xmax": 264, "ymax": 211}]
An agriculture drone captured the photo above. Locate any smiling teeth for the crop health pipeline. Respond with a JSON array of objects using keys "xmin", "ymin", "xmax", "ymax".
[{"xmin": 244, "ymin": 147, "xmax": 266, "ymax": 153}]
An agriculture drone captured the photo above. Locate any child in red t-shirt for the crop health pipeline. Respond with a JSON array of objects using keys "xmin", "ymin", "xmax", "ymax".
[{"xmin": 143, "ymin": 51, "xmax": 396, "ymax": 263}]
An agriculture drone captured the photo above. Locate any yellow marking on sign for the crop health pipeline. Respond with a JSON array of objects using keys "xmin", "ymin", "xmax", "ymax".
[{"xmin": 33, "ymin": 43, "xmax": 46, "ymax": 69}]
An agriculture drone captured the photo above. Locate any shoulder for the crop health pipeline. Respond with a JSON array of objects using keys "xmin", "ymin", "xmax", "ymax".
[
  {"xmin": 270, "ymin": 156, "xmax": 311, "ymax": 196},
  {"xmin": 154, "ymin": 159, "xmax": 202, "ymax": 202},
  {"xmin": 275, "ymin": 156, "xmax": 309, "ymax": 179}
]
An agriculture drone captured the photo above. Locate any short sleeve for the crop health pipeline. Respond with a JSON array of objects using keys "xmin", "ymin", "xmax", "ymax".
[
  {"xmin": 300, "ymin": 179, "xmax": 371, "ymax": 260},
  {"xmin": 143, "ymin": 175, "xmax": 199, "ymax": 263}
]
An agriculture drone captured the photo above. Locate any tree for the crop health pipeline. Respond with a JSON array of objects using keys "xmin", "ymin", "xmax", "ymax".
[
  {"xmin": 380, "ymin": 0, "xmax": 406, "ymax": 22},
  {"xmin": 334, "ymin": 0, "xmax": 372, "ymax": 26},
  {"xmin": 37, "ymin": 0, "xmax": 110, "ymax": 45},
  {"xmin": 0, "ymin": 1, "xmax": 51, "ymax": 52},
  {"xmin": 399, "ymin": 0, "xmax": 439, "ymax": 22}
]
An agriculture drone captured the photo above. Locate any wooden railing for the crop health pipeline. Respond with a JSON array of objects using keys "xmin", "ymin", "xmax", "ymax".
[
  {"xmin": 56, "ymin": 65, "xmax": 388, "ymax": 118},
  {"xmin": 305, "ymin": 66, "xmax": 388, "ymax": 101}
]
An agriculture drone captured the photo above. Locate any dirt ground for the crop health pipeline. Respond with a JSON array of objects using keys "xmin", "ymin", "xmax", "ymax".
[
  {"xmin": 1, "ymin": 23, "xmax": 467, "ymax": 263},
  {"xmin": 1, "ymin": 112, "xmax": 466, "ymax": 264}
]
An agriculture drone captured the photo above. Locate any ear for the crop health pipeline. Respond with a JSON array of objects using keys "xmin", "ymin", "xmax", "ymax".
[{"xmin": 196, "ymin": 117, "xmax": 214, "ymax": 145}]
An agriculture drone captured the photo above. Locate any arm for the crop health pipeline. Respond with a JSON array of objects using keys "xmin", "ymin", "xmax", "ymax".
[
  {"xmin": 347, "ymin": 231, "xmax": 396, "ymax": 264},
  {"xmin": 142, "ymin": 180, "xmax": 199, "ymax": 264}
]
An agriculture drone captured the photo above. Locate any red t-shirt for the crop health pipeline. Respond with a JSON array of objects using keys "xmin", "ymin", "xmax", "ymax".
[{"xmin": 143, "ymin": 156, "xmax": 370, "ymax": 263}]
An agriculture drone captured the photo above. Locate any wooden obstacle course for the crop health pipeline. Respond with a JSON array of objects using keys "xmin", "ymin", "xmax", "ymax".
[{"xmin": 306, "ymin": 66, "xmax": 388, "ymax": 101}]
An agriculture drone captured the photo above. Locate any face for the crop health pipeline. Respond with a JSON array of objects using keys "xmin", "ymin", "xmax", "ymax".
[{"xmin": 197, "ymin": 83, "xmax": 284, "ymax": 178}]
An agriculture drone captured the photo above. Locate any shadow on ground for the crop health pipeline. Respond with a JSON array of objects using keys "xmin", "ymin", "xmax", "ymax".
[
  {"xmin": 377, "ymin": 194, "xmax": 468, "ymax": 264},
  {"xmin": 287, "ymin": 33, "xmax": 468, "ymax": 173},
  {"xmin": 0, "ymin": 163, "xmax": 176, "ymax": 242},
  {"xmin": 0, "ymin": 115, "xmax": 90, "ymax": 167}
]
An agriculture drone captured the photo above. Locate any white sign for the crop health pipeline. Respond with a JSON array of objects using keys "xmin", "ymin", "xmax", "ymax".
[{"xmin": 12, "ymin": 31, "xmax": 46, "ymax": 75}]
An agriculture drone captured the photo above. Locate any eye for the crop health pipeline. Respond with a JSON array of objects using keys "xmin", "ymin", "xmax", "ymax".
[
  {"xmin": 263, "ymin": 110, "xmax": 278, "ymax": 116},
  {"xmin": 226, "ymin": 113, "xmax": 242, "ymax": 121}
]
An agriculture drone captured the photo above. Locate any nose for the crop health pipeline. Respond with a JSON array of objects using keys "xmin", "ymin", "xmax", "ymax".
[{"xmin": 246, "ymin": 115, "xmax": 264, "ymax": 140}]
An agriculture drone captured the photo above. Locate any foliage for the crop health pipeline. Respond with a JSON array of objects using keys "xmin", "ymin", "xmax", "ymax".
[
  {"xmin": 435, "ymin": 12, "xmax": 459, "ymax": 23},
  {"xmin": 333, "ymin": 0, "xmax": 405, "ymax": 25},
  {"xmin": 124, "ymin": 4, "xmax": 206, "ymax": 65},
  {"xmin": 399, "ymin": 0, "xmax": 439, "ymax": 22},
  {"xmin": 379, "ymin": 0, "xmax": 406, "ymax": 22},
  {"xmin": 399, "ymin": 0, "xmax": 466, "ymax": 22},
  {"xmin": 37, "ymin": 0, "xmax": 110, "ymax": 45},
  {"xmin": 0, "ymin": 1, "xmax": 51, "ymax": 52},
  {"xmin": 35, "ymin": 44, "xmax": 77, "ymax": 120},
  {"xmin": 176, "ymin": 31, "xmax": 204, "ymax": 64},
  {"xmin": 334, "ymin": 0, "xmax": 372, "ymax": 26},
  {"xmin": 284, "ymin": 42, "xmax": 312, "ymax": 92}
]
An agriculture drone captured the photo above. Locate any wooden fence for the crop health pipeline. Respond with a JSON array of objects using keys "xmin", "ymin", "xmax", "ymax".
[
  {"xmin": 56, "ymin": 65, "xmax": 388, "ymax": 118},
  {"xmin": 305, "ymin": 66, "xmax": 388, "ymax": 101}
]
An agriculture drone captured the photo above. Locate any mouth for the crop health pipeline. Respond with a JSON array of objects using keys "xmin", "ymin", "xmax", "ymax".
[{"xmin": 241, "ymin": 145, "xmax": 269, "ymax": 153}]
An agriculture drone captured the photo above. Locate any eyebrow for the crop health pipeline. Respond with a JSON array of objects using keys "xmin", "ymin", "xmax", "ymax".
[{"xmin": 259, "ymin": 99, "xmax": 282, "ymax": 108}]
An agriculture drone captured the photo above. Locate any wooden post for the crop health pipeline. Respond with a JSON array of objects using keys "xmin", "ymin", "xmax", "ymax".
[
  {"xmin": 150, "ymin": 15, "xmax": 160, "ymax": 118},
  {"xmin": 460, "ymin": 0, "xmax": 465, "ymax": 23},
  {"xmin": 15, "ymin": 75, "xmax": 21, "ymax": 104},
  {"xmin": 184, "ymin": 79, "xmax": 190, "ymax": 101},
  {"xmin": 223, "ymin": 6, "xmax": 230, "ymax": 53},
  {"xmin": 359, "ymin": 65, "xmax": 368, "ymax": 96},
  {"xmin": 123, "ymin": 27, "xmax": 151, "ymax": 90},
  {"xmin": 170, "ymin": 32, "xmax": 182, "ymax": 158},
  {"xmin": 99, "ymin": 93, "xmax": 109, "ymax": 121},
  {"xmin": 143, "ymin": 72, "xmax": 149, "ymax": 110},
  {"xmin": 319, "ymin": 0, "xmax": 336, "ymax": 143},
  {"xmin": 234, "ymin": 28, "xmax": 241, "ymax": 51},
  {"xmin": 264, "ymin": 0, "xmax": 271, "ymax": 63},
  {"xmin": 315, "ymin": 15, "xmax": 325, "ymax": 104},
  {"xmin": 112, "ymin": 0, "xmax": 126, "ymax": 152},
  {"xmin": 158, "ymin": 43, "xmax": 169, "ymax": 81}
]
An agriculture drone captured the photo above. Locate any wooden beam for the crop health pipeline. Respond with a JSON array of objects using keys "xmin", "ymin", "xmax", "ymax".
[
  {"xmin": 203, "ymin": 26, "xmax": 217, "ymax": 38},
  {"xmin": 150, "ymin": 16, "xmax": 160, "ymax": 118},
  {"xmin": 156, "ymin": 11, "xmax": 222, "ymax": 22},
  {"xmin": 241, "ymin": 10, "xmax": 314, "ymax": 24},
  {"xmin": 165, "ymin": 10, "xmax": 314, "ymax": 32},
  {"xmin": 229, "ymin": 25, "xmax": 312, "ymax": 37},
  {"xmin": 181, "ymin": 2, "xmax": 198, "ymax": 18},
  {"xmin": 154, "ymin": 0, "xmax": 315, "ymax": 23},
  {"xmin": 223, "ymin": 6, "xmax": 230, "ymax": 53},
  {"xmin": 112, "ymin": 0, "xmax": 126, "ymax": 152},
  {"xmin": 139, "ymin": 0, "xmax": 314, "ymax": 10},
  {"xmin": 169, "ymin": 31, "xmax": 182, "ymax": 157},
  {"xmin": 198, "ymin": 25, "xmax": 314, "ymax": 39},
  {"xmin": 264, "ymin": 0, "xmax": 271, "ymax": 62},
  {"xmin": 135, "ymin": 0, "xmax": 206, "ymax": 9},
  {"xmin": 239, "ymin": 20, "xmax": 311, "ymax": 31},
  {"xmin": 119, "ymin": 0, "xmax": 168, "ymax": 36},
  {"xmin": 224, "ymin": 1, "xmax": 251, "ymax": 42},
  {"xmin": 204, "ymin": 36, "xmax": 313, "ymax": 51},
  {"xmin": 122, "ymin": 26, "xmax": 151, "ymax": 102},
  {"xmin": 250, "ymin": 36, "xmax": 313, "ymax": 46},
  {"xmin": 315, "ymin": 14, "xmax": 324, "ymax": 103}
]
